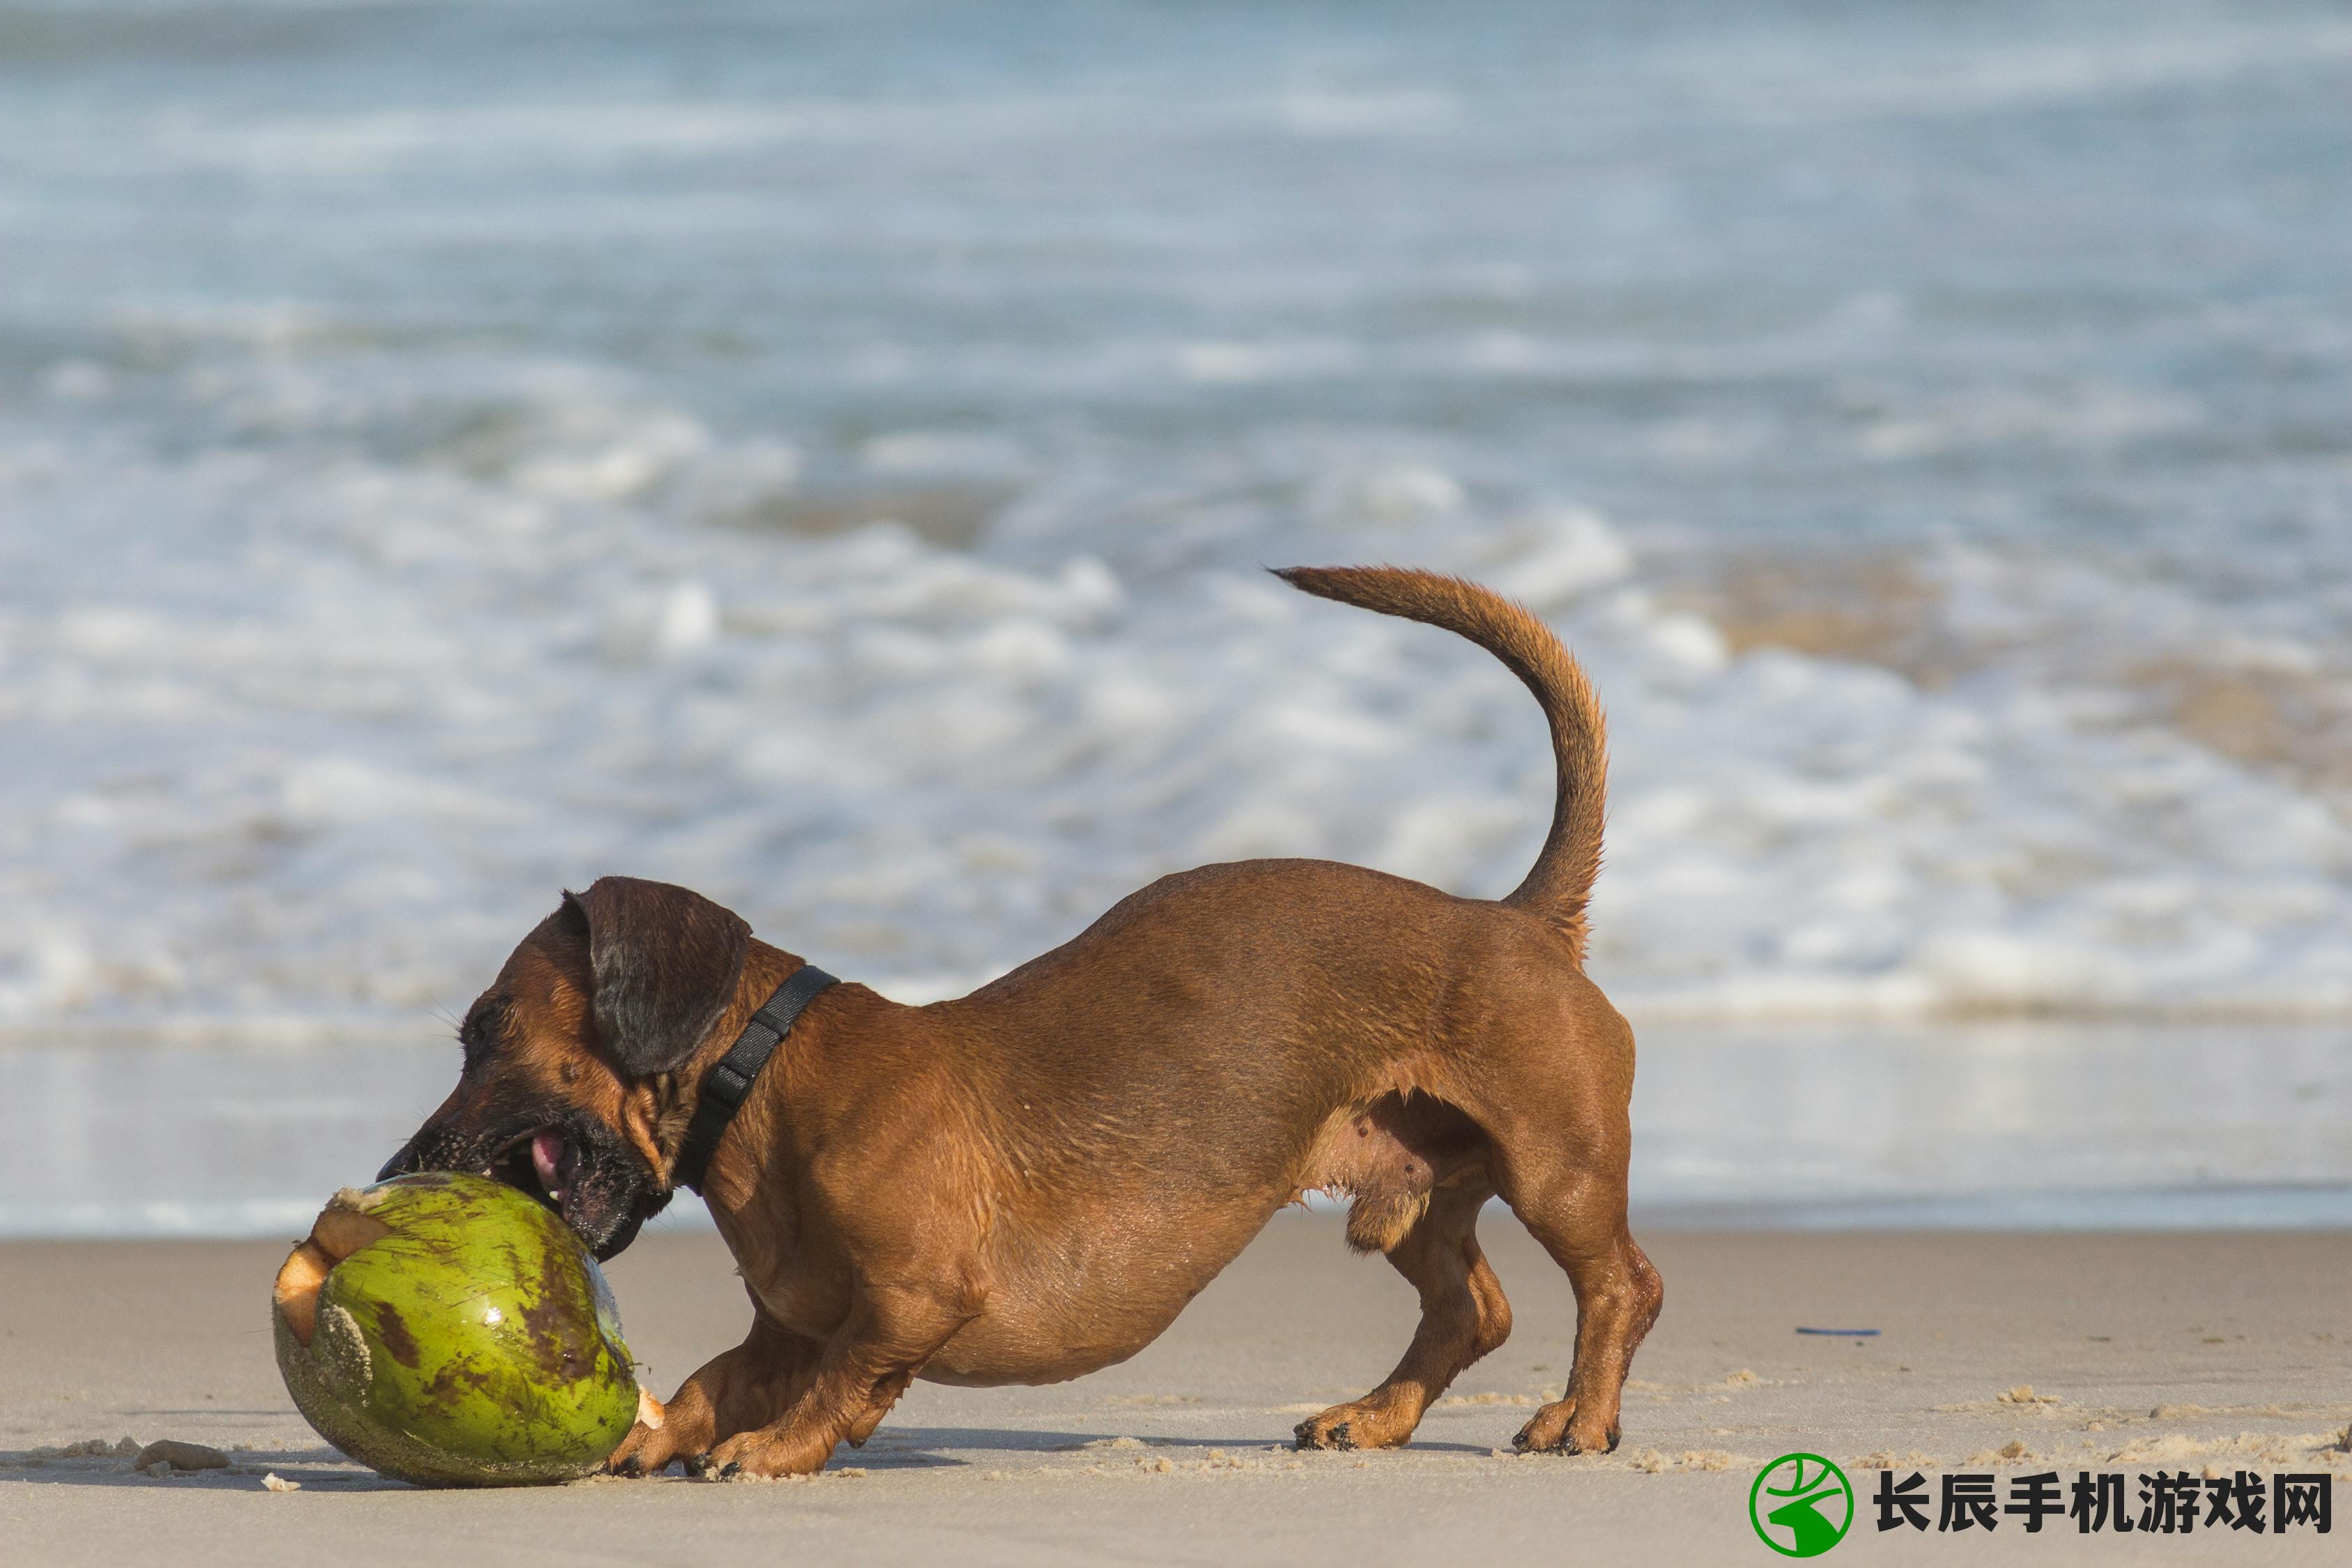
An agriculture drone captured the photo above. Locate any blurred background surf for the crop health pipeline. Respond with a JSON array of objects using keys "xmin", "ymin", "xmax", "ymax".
[{"xmin": 2, "ymin": 0, "xmax": 2347, "ymax": 1231}]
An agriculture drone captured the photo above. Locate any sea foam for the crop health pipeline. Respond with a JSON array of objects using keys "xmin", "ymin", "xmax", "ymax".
[
  {"xmin": 1, "ymin": 0, "xmax": 2348, "ymax": 1032},
  {"xmin": 2, "ymin": 399, "xmax": 2348, "ymax": 1028}
]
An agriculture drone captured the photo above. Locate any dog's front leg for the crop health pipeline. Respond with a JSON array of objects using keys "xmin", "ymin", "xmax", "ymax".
[
  {"xmin": 605, "ymin": 1312, "xmax": 819, "ymax": 1477},
  {"xmin": 696, "ymin": 1274, "xmax": 985, "ymax": 1479}
]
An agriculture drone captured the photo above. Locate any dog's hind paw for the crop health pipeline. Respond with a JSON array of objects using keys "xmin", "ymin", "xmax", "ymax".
[
  {"xmin": 1293, "ymin": 1416, "xmax": 1357, "ymax": 1452},
  {"xmin": 1296, "ymin": 1390, "xmax": 1429, "ymax": 1451},
  {"xmin": 1511, "ymin": 1397, "xmax": 1619, "ymax": 1455}
]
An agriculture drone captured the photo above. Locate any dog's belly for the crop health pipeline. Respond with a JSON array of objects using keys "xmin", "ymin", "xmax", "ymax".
[
  {"xmin": 918, "ymin": 1192, "xmax": 1286, "ymax": 1387},
  {"xmin": 896, "ymin": 859, "xmax": 1547, "ymax": 1387}
]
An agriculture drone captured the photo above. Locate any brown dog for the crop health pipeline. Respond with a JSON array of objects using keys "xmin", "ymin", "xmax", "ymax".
[{"xmin": 380, "ymin": 565, "xmax": 1662, "ymax": 1478}]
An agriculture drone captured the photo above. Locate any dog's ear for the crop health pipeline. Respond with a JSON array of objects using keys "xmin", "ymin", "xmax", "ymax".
[{"xmin": 561, "ymin": 877, "xmax": 751, "ymax": 1077}]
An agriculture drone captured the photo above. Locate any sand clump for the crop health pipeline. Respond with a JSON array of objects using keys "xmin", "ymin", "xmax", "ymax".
[
  {"xmin": 20, "ymin": 1435, "xmax": 238, "ymax": 1477},
  {"xmin": 2105, "ymin": 1431, "xmax": 2352, "ymax": 1469},
  {"xmin": 1621, "ymin": 1448, "xmax": 1745, "ymax": 1474},
  {"xmin": 1962, "ymin": 1440, "xmax": 2040, "ymax": 1466},
  {"xmin": 26, "ymin": 1437, "xmax": 141, "ymax": 1461},
  {"xmin": 1939, "ymin": 1385, "xmax": 2072, "ymax": 1416},
  {"xmin": 134, "ymin": 1440, "xmax": 229, "ymax": 1476}
]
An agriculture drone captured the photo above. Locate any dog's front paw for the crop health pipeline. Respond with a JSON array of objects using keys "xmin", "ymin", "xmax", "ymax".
[
  {"xmin": 603, "ymin": 1419, "xmax": 683, "ymax": 1477},
  {"xmin": 698, "ymin": 1426, "xmax": 838, "ymax": 1480},
  {"xmin": 604, "ymin": 1387, "xmax": 698, "ymax": 1477}
]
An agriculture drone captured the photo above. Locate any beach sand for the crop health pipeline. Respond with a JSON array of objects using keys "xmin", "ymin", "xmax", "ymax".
[{"xmin": 3, "ymin": 1215, "xmax": 2345, "ymax": 1565}]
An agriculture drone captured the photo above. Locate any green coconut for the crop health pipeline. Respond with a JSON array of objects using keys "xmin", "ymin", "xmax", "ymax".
[{"xmin": 271, "ymin": 1171, "xmax": 646, "ymax": 1486}]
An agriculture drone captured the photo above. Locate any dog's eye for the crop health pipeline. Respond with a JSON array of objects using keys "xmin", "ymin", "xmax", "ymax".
[{"xmin": 457, "ymin": 997, "xmax": 509, "ymax": 1073}]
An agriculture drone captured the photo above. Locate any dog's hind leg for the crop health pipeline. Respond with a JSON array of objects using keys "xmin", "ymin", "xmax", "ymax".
[
  {"xmin": 1496, "ymin": 1153, "xmax": 1661, "ymax": 1456},
  {"xmin": 1436, "ymin": 983, "xmax": 1663, "ymax": 1456},
  {"xmin": 1293, "ymin": 1185, "xmax": 1512, "ymax": 1451}
]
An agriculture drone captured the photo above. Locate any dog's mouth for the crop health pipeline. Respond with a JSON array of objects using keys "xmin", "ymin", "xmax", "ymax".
[
  {"xmin": 383, "ymin": 1112, "xmax": 668, "ymax": 1263},
  {"xmin": 486, "ymin": 1125, "xmax": 585, "ymax": 1211}
]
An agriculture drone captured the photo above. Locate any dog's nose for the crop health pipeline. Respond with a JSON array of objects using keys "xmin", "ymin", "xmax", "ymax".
[{"xmin": 376, "ymin": 1141, "xmax": 421, "ymax": 1183}]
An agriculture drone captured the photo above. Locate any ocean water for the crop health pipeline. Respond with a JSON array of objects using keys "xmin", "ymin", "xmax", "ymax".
[
  {"xmin": 5, "ymin": 1027, "xmax": 2346, "ymax": 1236},
  {"xmin": 2, "ymin": 3, "xmax": 2350, "ymax": 1059}
]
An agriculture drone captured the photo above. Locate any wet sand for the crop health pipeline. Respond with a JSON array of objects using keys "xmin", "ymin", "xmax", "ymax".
[{"xmin": 3, "ymin": 1215, "xmax": 2345, "ymax": 1565}]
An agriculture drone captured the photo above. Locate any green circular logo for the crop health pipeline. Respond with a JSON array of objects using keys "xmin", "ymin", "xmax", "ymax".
[{"xmin": 1749, "ymin": 1452, "xmax": 1854, "ymax": 1557}]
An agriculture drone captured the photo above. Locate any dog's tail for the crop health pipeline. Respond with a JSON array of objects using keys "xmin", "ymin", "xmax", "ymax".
[{"xmin": 1273, "ymin": 565, "xmax": 1606, "ymax": 958}]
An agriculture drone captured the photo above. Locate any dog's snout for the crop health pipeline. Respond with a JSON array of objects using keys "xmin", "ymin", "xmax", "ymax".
[{"xmin": 376, "ymin": 1134, "xmax": 430, "ymax": 1183}]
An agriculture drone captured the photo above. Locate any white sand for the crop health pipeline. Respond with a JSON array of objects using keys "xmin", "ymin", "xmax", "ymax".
[{"xmin": 3, "ymin": 1215, "xmax": 2346, "ymax": 1565}]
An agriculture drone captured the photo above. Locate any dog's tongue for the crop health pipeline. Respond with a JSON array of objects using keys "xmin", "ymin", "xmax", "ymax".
[{"xmin": 530, "ymin": 1130, "xmax": 567, "ymax": 1203}]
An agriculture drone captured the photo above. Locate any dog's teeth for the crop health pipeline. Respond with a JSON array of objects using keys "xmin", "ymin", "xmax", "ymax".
[{"xmin": 530, "ymin": 1129, "xmax": 567, "ymax": 1197}]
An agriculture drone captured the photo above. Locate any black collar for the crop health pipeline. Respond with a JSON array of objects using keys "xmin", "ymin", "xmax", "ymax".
[{"xmin": 672, "ymin": 964, "xmax": 838, "ymax": 1194}]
